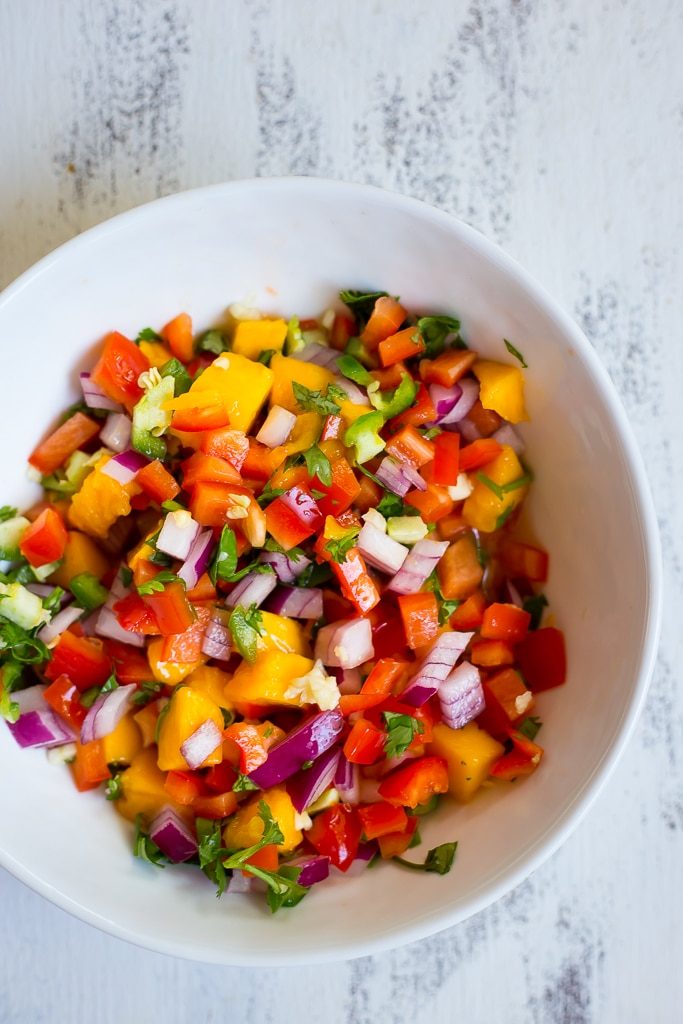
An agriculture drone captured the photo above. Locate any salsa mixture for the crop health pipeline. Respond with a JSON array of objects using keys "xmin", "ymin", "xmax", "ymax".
[{"xmin": 0, "ymin": 291, "xmax": 566, "ymax": 911}]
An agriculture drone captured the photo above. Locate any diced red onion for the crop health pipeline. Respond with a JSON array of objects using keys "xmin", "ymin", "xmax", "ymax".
[
  {"xmin": 179, "ymin": 718, "xmax": 223, "ymax": 770},
  {"xmin": 288, "ymin": 746, "xmax": 341, "ymax": 812},
  {"xmin": 226, "ymin": 872, "xmax": 264, "ymax": 894},
  {"xmin": 13, "ymin": 685, "xmax": 48, "ymax": 715},
  {"xmin": 81, "ymin": 683, "xmax": 136, "ymax": 743},
  {"xmin": 379, "ymin": 749, "xmax": 421, "ymax": 776},
  {"xmin": 314, "ymin": 618, "xmax": 374, "ymax": 670},
  {"xmin": 100, "ymin": 412, "xmax": 132, "ymax": 453},
  {"xmin": 7, "ymin": 709, "xmax": 74, "ymax": 749},
  {"xmin": 387, "ymin": 538, "xmax": 449, "ymax": 595},
  {"xmin": 256, "ymin": 405, "xmax": 297, "ymax": 448},
  {"xmin": 504, "ymin": 578, "xmax": 524, "ymax": 608},
  {"xmin": 400, "ymin": 630, "xmax": 474, "ymax": 706},
  {"xmin": 332, "ymin": 376, "xmax": 369, "ymax": 406},
  {"xmin": 156, "ymin": 510, "xmax": 200, "ymax": 561},
  {"xmin": 286, "ymin": 855, "xmax": 330, "ymax": 887},
  {"xmin": 101, "ymin": 450, "xmax": 149, "ymax": 485},
  {"xmin": 80, "ymin": 372, "xmax": 122, "ymax": 412},
  {"xmin": 26, "ymin": 584, "xmax": 70, "ymax": 605},
  {"xmin": 149, "ymin": 806, "xmax": 198, "ymax": 863},
  {"xmin": 493, "ymin": 422, "xmax": 525, "ymax": 455},
  {"xmin": 334, "ymin": 753, "xmax": 359, "ymax": 804},
  {"xmin": 95, "ymin": 606, "xmax": 146, "ymax": 648},
  {"xmin": 375, "ymin": 457, "xmax": 415, "ymax": 497},
  {"xmin": 337, "ymin": 668, "xmax": 362, "ymax": 695},
  {"xmin": 428, "ymin": 383, "xmax": 462, "ymax": 421},
  {"xmin": 177, "ymin": 529, "xmax": 215, "ymax": 590},
  {"xmin": 258, "ymin": 550, "xmax": 311, "ymax": 584},
  {"xmin": 456, "ymin": 416, "xmax": 483, "ymax": 442},
  {"xmin": 80, "ymin": 611, "xmax": 99, "ymax": 636},
  {"xmin": 201, "ymin": 608, "xmax": 232, "ymax": 661},
  {"xmin": 439, "ymin": 661, "xmax": 485, "ymax": 729},
  {"xmin": 295, "ymin": 343, "xmax": 341, "ymax": 371},
  {"xmin": 248, "ymin": 709, "xmax": 344, "ymax": 788},
  {"xmin": 37, "ymin": 605, "xmax": 84, "ymax": 645},
  {"xmin": 340, "ymin": 841, "xmax": 378, "ymax": 877},
  {"xmin": 358, "ymin": 777, "xmax": 383, "ymax": 804},
  {"xmin": 264, "ymin": 585, "xmax": 323, "ymax": 619},
  {"xmin": 439, "ymin": 377, "xmax": 480, "ymax": 426},
  {"xmin": 225, "ymin": 570, "xmax": 277, "ymax": 609},
  {"xmin": 358, "ymin": 522, "xmax": 408, "ymax": 575}
]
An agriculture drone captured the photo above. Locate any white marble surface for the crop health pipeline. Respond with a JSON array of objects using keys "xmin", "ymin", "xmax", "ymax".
[{"xmin": 1, "ymin": 1, "xmax": 682, "ymax": 1021}]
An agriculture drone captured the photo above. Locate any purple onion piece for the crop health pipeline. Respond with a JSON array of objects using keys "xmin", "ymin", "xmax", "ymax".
[
  {"xmin": 225, "ymin": 570, "xmax": 278, "ymax": 609},
  {"xmin": 248, "ymin": 709, "xmax": 344, "ymax": 789},
  {"xmin": 7, "ymin": 709, "xmax": 74, "ymax": 749},
  {"xmin": 387, "ymin": 539, "xmax": 449, "ymax": 596},
  {"xmin": 80, "ymin": 372, "xmax": 123, "ymax": 412},
  {"xmin": 95, "ymin": 606, "xmax": 146, "ymax": 648},
  {"xmin": 81, "ymin": 684, "xmax": 136, "ymax": 743},
  {"xmin": 201, "ymin": 608, "xmax": 232, "ymax": 661},
  {"xmin": 357, "ymin": 523, "xmax": 408, "ymax": 575},
  {"xmin": 375, "ymin": 456, "xmax": 412, "ymax": 497},
  {"xmin": 285, "ymin": 855, "xmax": 330, "ymax": 887},
  {"xmin": 287, "ymin": 746, "xmax": 341, "ymax": 812},
  {"xmin": 177, "ymin": 529, "xmax": 215, "ymax": 590},
  {"xmin": 428, "ymin": 382, "xmax": 462, "ymax": 420},
  {"xmin": 37, "ymin": 605, "xmax": 84, "ymax": 645},
  {"xmin": 439, "ymin": 377, "xmax": 480, "ymax": 426},
  {"xmin": 492, "ymin": 422, "xmax": 525, "ymax": 455},
  {"xmin": 400, "ymin": 630, "xmax": 474, "ymax": 706},
  {"xmin": 258, "ymin": 549, "xmax": 311, "ymax": 584},
  {"xmin": 295, "ymin": 343, "xmax": 341, "ymax": 371},
  {"xmin": 179, "ymin": 719, "xmax": 223, "ymax": 770},
  {"xmin": 334, "ymin": 753, "xmax": 360, "ymax": 804},
  {"xmin": 264, "ymin": 585, "xmax": 324, "ymax": 619},
  {"xmin": 149, "ymin": 806, "xmax": 198, "ymax": 863},
  {"xmin": 100, "ymin": 413, "xmax": 132, "ymax": 453},
  {"xmin": 439, "ymin": 661, "xmax": 485, "ymax": 729},
  {"xmin": 314, "ymin": 618, "xmax": 374, "ymax": 670}
]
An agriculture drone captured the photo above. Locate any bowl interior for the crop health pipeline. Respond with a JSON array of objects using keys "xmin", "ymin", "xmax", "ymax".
[{"xmin": 0, "ymin": 180, "xmax": 658, "ymax": 963}]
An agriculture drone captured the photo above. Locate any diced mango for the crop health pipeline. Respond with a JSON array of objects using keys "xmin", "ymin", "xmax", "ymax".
[
  {"xmin": 223, "ymin": 785, "xmax": 302, "ymax": 853},
  {"xmin": 147, "ymin": 637, "xmax": 206, "ymax": 685},
  {"xmin": 258, "ymin": 612, "xmax": 308, "ymax": 655},
  {"xmin": 139, "ymin": 340, "xmax": 173, "ymax": 368},
  {"xmin": 115, "ymin": 747, "xmax": 171, "ymax": 823},
  {"xmin": 101, "ymin": 712, "xmax": 143, "ymax": 766},
  {"xmin": 133, "ymin": 701, "xmax": 162, "ymax": 747},
  {"xmin": 269, "ymin": 354, "xmax": 335, "ymax": 413},
  {"xmin": 224, "ymin": 651, "xmax": 314, "ymax": 707},
  {"xmin": 429, "ymin": 721, "xmax": 504, "ymax": 802},
  {"xmin": 68, "ymin": 457, "xmax": 133, "ymax": 539},
  {"xmin": 128, "ymin": 522, "xmax": 163, "ymax": 572},
  {"xmin": 462, "ymin": 445, "xmax": 529, "ymax": 533},
  {"xmin": 49, "ymin": 531, "xmax": 109, "ymax": 588},
  {"xmin": 156, "ymin": 685, "xmax": 224, "ymax": 771},
  {"xmin": 189, "ymin": 352, "xmax": 273, "ymax": 432},
  {"xmin": 473, "ymin": 360, "xmax": 528, "ymax": 423},
  {"xmin": 186, "ymin": 665, "xmax": 233, "ymax": 709},
  {"xmin": 232, "ymin": 318, "xmax": 287, "ymax": 359},
  {"xmin": 339, "ymin": 400, "xmax": 371, "ymax": 426}
]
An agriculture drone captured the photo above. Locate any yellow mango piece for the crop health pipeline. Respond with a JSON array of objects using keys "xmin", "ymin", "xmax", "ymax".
[
  {"xmin": 49, "ymin": 531, "xmax": 109, "ymax": 588},
  {"xmin": 232, "ymin": 318, "xmax": 287, "ymax": 359},
  {"xmin": 147, "ymin": 638, "xmax": 206, "ymax": 686},
  {"xmin": 323, "ymin": 516, "xmax": 348, "ymax": 540},
  {"xmin": 139, "ymin": 340, "xmax": 173, "ymax": 368},
  {"xmin": 339, "ymin": 399, "xmax": 371, "ymax": 426},
  {"xmin": 473, "ymin": 360, "xmax": 528, "ymax": 423},
  {"xmin": 186, "ymin": 665, "xmax": 233, "ymax": 709},
  {"xmin": 133, "ymin": 701, "xmax": 162, "ymax": 747},
  {"xmin": 223, "ymin": 785, "xmax": 302, "ymax": 853},
  {"xmin": 430, "ymin": 722, "xmax": 504, "ymax": 802},
  {"xmin": 115, "ymin": 747, "xmax": 171, "ymax": 823},
  {"xmin": 128, "ymin": 522, "xmax": 163, "ymax": 572},
  {"xmin": 258, "ymin": 612, "xmax": 308, "ymax": 655},
  {"xmin": 68, "ymin": 457, "xmax": 132, "ymax": 539},
  {"xmin": 269, "ymin": 354, "xmax": 335, "ymax": 413},
  {"xmin": 224, "ymin": 651, "xmax": 314, "ymax": 707},
  {"xmin": 101, "ymin": 712, "xmax": 143, "ymax": 766},
  {"xmin": 462, "ymin": 445, "xmax": 529, "ymax": 533},
  {"xmin": 156, "ymin": 685, "xmax": 224, "ymax": 771},
  {"xmin": 189, "ymin": 352, "xmax": 273, "ymax": 432}
]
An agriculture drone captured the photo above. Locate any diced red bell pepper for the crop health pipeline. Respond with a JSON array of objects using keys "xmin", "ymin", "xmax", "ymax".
[
  {"xmin": 200, "ymin": 428, "xmax": 249, "ymax": 471},
  {"xmin": 71, "ymin": 739, "xmax": 110, "ymax": 792},
  {"xmin": 241, "ymin": 844, "xmax": 279, "ymax": 877},
  {"xmin": 339, "ymin": 658, "xmax": 406, "ymax": 715},
  {"xmin": 322, "ymin": 588, "xmax": 355, "ymax": 624},
  {"xmin": 320, "ymin": 414, "xmax": 344, "ymax": 440},
  {"xmin": 490, "ymin": 731, "xmax": 544, "ymax": 781},
  {"xmin": 165, "ymin": 769, "xmax": 206, "ymax": 805},
  {"xmin": 358, "ymin": 801, "xmax": 408, "ymax": 840},
  {"xmin": 480, "ymin": 602, "xmax": 531, "ymax": 644},
  {"xmin": 343, "ymin": 718, "xmax": 386, "ymax": 765},
  {"xmin": 172, "ymin": 403, "xmax": 230, "ymax": 432},
  {"xmin": 432, "ymin": 432, "xmax": 461, "ymax": 486},
  {"xmin": 113, "ymin": 593, "xmax": 161, "ymax": 635},
  {"xmin": 385, "ymin": 425, "xmax": 435, "ymax": 468},
  {"xmin": 330, "ymin": 548, "xmax": 380, "ymax": 615},
  {"xmin": 223, "ymin": 722, "xmax": 271, "ymax": 774},
  {"xmin": 378, "ymin": 326, "xmax": 425, "ymax": 366},
  {"xmin": 203, "ymin": 760, "xmax": 238, "ymax": 794},
  {"xmin": 306, "ymin": 804, "xmax": 362, "ymax": 872},
  {"xmin": 459, "ymin": 438, "xmax": 503, "ymax": 472},
  {"xmin": 43, "ymin": 674, "xmax": 88, "ymax": 730},
  {"xmin": 467, "ymin": 399, "xmax": 501, "ymax": 437},
  {"xmin": 181, "ymin": 452, "xmax": 242, "ymax": 489},
  {"xmin": 186, "ymin": 573, "xmax": 218, "ymax": 603},
  {"xmin": 189, "ymin": 482, "xmax": 241, "ymax": 529},
  {"xmin": 499, "ymin": 540, "xmax": 549, "ymax": 582},
  {"xmin": 377, "ymin": 815, "xmax": 419, "ymax": 858},
  {"xmin": 160, "ymin": 604, "xmax": 211, "ymax": 662},
  {"xmin": 369, "ymin": 600, "xmax": 408, "ymax": 659},
  {"xmin": 378, "ymin": 755, "xmax": 449, "ymax": 808},
  {"xmin": 314, "ymin": 458, "xmax": 361, "ymax": 518},
  {"xmin": 437, "ymin": 511, "xmax": 468, "ymax": 541},
  {"xmin": 404, "ymin": 481, "xmax": 454, "ymax": 523},
  {"xmin": 449, "ymin": 589, "xmax": 485, "ymax": 630},
  {"xmin": 398, "ymin": 592, "xmax": 440, "ymax": 650},
  {"xmin": 103, "ymin": 640, "xmax": 153, "ymax": 684},
  {"xmin": 477, "ymin": 668, "xmax": 533, "ymax": 739},
  {"xmin": 135, "ymin": 460, "xmax": 181, "ymax": 503},
  {"xmin": 516, "ymin": 627, "xmax": 567, "ymax": 692},
  {"xmin": 19, "ymin": 507, "xmax": 68, "ymax": 568},
  {"xmin": 141, "ymin": 581, "xmax": 196, "ymax": 636},
  {"xmin": 391, "ymin": 383, "xmax": 436, "ymax": 429},
  {"xmin": 191, "ymin": 791, "xmax": 238, "ymax": 819},
  {"xmin": 370, "ymin": 361, "xmax": 409, "ymax": 390},
  {"xmin": 265, "ymin": 485, "xmax": 323, "ymax": 549},
  {"xmin": 354, "ymin": 473, "xmax": 383, "ymax": 514},
  {"xmin": 470, "ymin": 638, "xmax": 515, "ymax": 667},
  {"xmin": 161, "ymin": 312, "xmax": 194, "ymax": 363},
  {"xmin": 90, "ymin": 331, "xmax": 150, "ymax": 411},
  {"xmin": 419, "ymin": 349, "xmax": 478, "ymax": 387},
  {"xmin": 28, "ymin": 412, "xmax": 101, "ymax": 475},
  {"xmin": 45, "ymin": 631, "xmax": 112, "ymax": 691},
  {"xmin": 330, "ymin": 313, "xmax": 355, "ymax": 351},
  {"xmin": 360, "ymin": 297, "xmax": 407, "ymax": 349}
]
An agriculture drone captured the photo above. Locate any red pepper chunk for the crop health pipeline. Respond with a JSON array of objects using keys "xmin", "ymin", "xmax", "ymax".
[
  {"xmin": 331, "ymin": 548, "xmax": 380, "ymax": 615},
  {"xmin": 103, "ymin": 640, "xmax": 154, "ymax": 684},
  {"xmin": 490, "ymin": 731, "xmax": 544, "ymax": 781},
  {"xmin": 165, "ymin": 769, "xmax": 206, "ymax": 805},
  {"xmin": 459, "ymin": 438, "xmax": 503, "ymax": 472},
  {"xmin": 314, "ymin": 459, "xmax": 361, "ymax": 518},
  {"xmin": 113, "ymin": 593, "xmax": 161, "ymax": 635},
  {"xmin": 499, "ymin": 540, "xmax": 549, "ymax": 583},
  {"xmin": 339, "ymin": 658, "xmax": 406, "ymax": 715},
  {"xmin": 43, "ymin": 674, "xmax": 88, "ymax": 730},
  {"xmin": 224, "ymin": 722, "xmax": 271, "ymax": 774},
  {"xmin": 135, "ymin": 460, "xmax": 181, "ymax": 503},
  {"xmin": 90, "ymin": 331, "xmax": 150, "ymax": 411},
  {"xmin": 343, "ymin": 718, "xmax": 386, "ymax": 765},
  {"xmin": 391, "ymin": 383, "xmax": 436, "ymax": 429},
  {"xmin": 480, "ymin": 603, "xmax": 531, "ymax": 644},
  {"xmin": 141, "ymin": 582, "xmax": 195, "ymax": 636},
  {"xmin": 45, "ymin": 632, "xmax": 112, "ymax": 691},
  {"xmin": 19, "ymin": 508, "xmax": 67, "ymax": 568},
  {"xmin": 160, "ymin": 605, "xmax": 212, "ymax": 662},
  {"xmin": 200, "ymin": 428, "xmax": 249, "ymax": 471},
  {"xmin": 358, "ymin": 802, "xmax": 408, "ymax": 840},
  {"xmin": 398, "ymin": 592, "xmax": 440, "ymax": 650},
  {"xmin": 377, "ymin": 815, "xmax": 419, "ymax": 859},
  {"xmin": 28, "ymin": 412, "xmax": 101, "ymax": 476},
  {"xmin": 432, "ymin": 432, "xmax": 461, "ymax": 486},
  {"xmin": 265, "ymin": 485, "xmax": 323, "ymax": 549},
  {"xmin": 516, "ymin": 627, "xmax": 567, "ymax": 692},
  {"xmin": 307, "ymin": 805, "xmax": 362, "ymax": 872},
  {"xmin": 378, "ymin": 755, "xmax": 449, "ymax": 808},
  {"xmin": 71, "ymin": 739, "xmax": 110, "ymax": 792}
]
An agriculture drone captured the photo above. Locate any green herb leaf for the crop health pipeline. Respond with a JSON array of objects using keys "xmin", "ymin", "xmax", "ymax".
[
  {"xmin": 131, "ymin": 681, "xmax": 164, "ymax": 707},
  {"xmin": 69, "ymin": 572, "xmax": 108, "ymax": 611},
  {"xmin": 100, "ymin": 674, "xmax": 119, "ymax": 694},
  {"xmin": 0, "ymin": 660, "xmax": 21, "ymax": 723},
  {"xmin": 195, "ymin": 817, "xmax": 229, "ymax": 896},
  {"xmin": 494, "ymin": 506, "xmax": 516, "ymax": 530},
  {"xmin": 0, "ymin": 621, "xmax": 49, "ymax": 665},
  {"xmin": 294, "ymin": 560, "xmax": 333, "ymax": 588},
  {"xmin": 476, "ymin": 473, "xmax": 505, "ymax": 501},
  {"xmin": 501, "ymin": 474, "xmax": 532, "ymax": 494},
  {"xmin": 0, "ymin": 506, "xmax": 18, "ymax": 524},
  {"xmin": 233, "ymin": 772, "xmax": 260, "ymax": 793},
  {"xmin": 339, "ymin": 289, "xmax": 389, "ymax": 331},
  {"xmin": 336, "ymin": 354, "xmax": 373, "ymax": 387},
  {"xmin": 518, "ymin": 716, "xmax": 543, "ymax": 741},
  {"xmin": 42, "ymin": 586, "xmax": 66, "ymax": 617},
  {"xmin": 504, "ymin": 339, "xmax": 528, "ymax": 368},
  {"xmin": 324, "ymin": 526, "xmax": 360, "ymax": 564},
  {"xmin": 416, "ymin": 315, "xmax": 463, "ymax": 358},
  {"xmin": 407, "ymin": 794, "xmax": 441, "ymax": 817},
  {"xmin": 160, "ymin": 358, "xmax": 192, "ymax": 396},
  {"xmin": 257, "ymin": 485, "xmax": 285, "ymax": 507},
  {"xmin": 223, "ymin": 802, "xmax": 285, "ymax": 871},
  {"xmin": 376, "ymin": 492, "xmax": 418, "ymax": 518},
  {"xmin": 292, "ymin": 381, "xmax": 342, "ymax": 416},
  {"xmin": 198, "ymin": 329, "xmax": 227, "ymax": 355},
  {"xmin": 120, "ymin": 566, "xmax": 133, "ymax": 588},
  {"xmin": 395, "ymin": 841, "xmax": 458, "ymax": 875},
  {"xmin": 303, "ymin": 445, "xmax": 332, "ymax": 487},
  {"xmin": 209, "ymin": 526, "xmax": 237, "ymax": 585},
  {"xmin": 257, "ymin": 349, "xmax": 276, "ymax": 366},
  {"xmin": 160, "ymin": 499, "xmax": 186, "ymax": 513},
  {"xmin": 383, "ymin": 711, "xmax": 424, "ymax": 759},
  {"xmin": 522, "ymin": 593, "xmax": 548, "ymax": 630},
  {"xmin": 136, "ymin": 327, "xmax": 162, "ymax": 343},
  {"xmin": 246, "ymin": 864, "xmax": 308, "ymax": 913},
  {"xmin": 228, "ymin": 604, "xmax": 264, "ymax": 663},
  {"xmin": 79, "ymin": 686, "xmax": 101, "ymax": 709},
  {"xmin": 421, "ymin": 426, "xmax": 442, "ymax": 440},
  {"xmin": 136, "ymin": 570, "xmax": 183, "ymax": 596},
  {"xmin": 408, "ymin": 827, "xmax": 422, "ymax": 849},
  {"xmin": 105, "ymin": 774, "xmax": 123, "ymax": 801},
  {"xmin": 425, "ymin": 571, "xmax": 460, "ymax": 625},
  {"xmin": 154, "ymin": 699, "xmax": 171, "ymax": 743},
  {"xmin": 133, "ymin": 814, "xmax": 167, "ymax": 867}
]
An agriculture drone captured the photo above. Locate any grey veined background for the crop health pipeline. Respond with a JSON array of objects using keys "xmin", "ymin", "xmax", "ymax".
[{"xmin": 1, "ymin": 1, "xmax": 682, "ymax": 1022}]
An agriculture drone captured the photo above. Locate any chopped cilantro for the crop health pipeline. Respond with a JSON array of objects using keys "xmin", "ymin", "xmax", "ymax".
[
  {"xmin": 228, "ymin": 604, "xmax": 264, "ymax": 663},
  {"xmin": 395, "ymin": 841, "xmax": 458, "ymax": 875},
  {"xmin": 416, "ymin": 315, "xmax": 464, "ymax": 358},
  {"xmin": 303, "ymin": 445, "xmax": 332, "ymax": 486},
  {"xmin": 0, "ymin": 621, "xmax": 49, "ymax": 665},
  {"xmin": 338, "ymin": 289, "xmax": 389, "ymax": 330},
  {"xmin": 233, "ymin": 773, "xmax": 260, "ymax": 793},
  {"xmin": 407, "ymin": 794, "xmax": 441, "ymax": 817},
  {"xmin": 209, "ymin": 526, "xmax": 238, "ymax": 585},
  {"xmin": 195, "ymin": 817, "xmax": 228, "ymax": 896},
  {"xmin": 136, "ymin": 571, "xmax": 183, "ymax": 596},
  {"xmin": 136, "ymin": 327, "xmax": 162, "ymax": 343},
  {"xmin": 383, "ymin": 711, "xmax": 424, "ymax": 758},
  {"xmin": 197, "ymin": 329, "xmax": 227, "ymax": 355},
  {"xmin": 324, "ymin": 527, "xmax": 360, "ymax": 564},
  {"xmin": 257, "ymin": 349, "xmax": 276, "ymax": 366},
  {"xmin": 133, "ymin": 815, "xmax": 167, "ymax": 867},
  {"xmin": 119, "ymin": 566, "xmax": 133, "ymax": 588},
  {"xmin": 518, "ymin": 716, "xmax": 543, "ymax": 741},
  {"xmin": 131, "ymin": 681, "xmax": 164, "ymax": 707},
  {"xmin": 522, "ymin": 593, "xmax": 548, "ymax": 630},
  {"xmin": 0, "ymin": 506, "xmax": 18, "ymax": 523},
  {"xmin": 291, "ymin": 381, "xmax": 342, "ymax": 416},
  {"xmin": 257, "ymin": 485, "xmax": 285, "ymax": 507},
  {"xmin": 160, "ymin": 358, "xmax": 192, "ymax": 396},
  {"xmin": 105, "ymin": 774, "xmax": 123, "ymax": 801},
  {"xmin": 504, "ymin": 339, "xmax": 528, "ymax": 368}
]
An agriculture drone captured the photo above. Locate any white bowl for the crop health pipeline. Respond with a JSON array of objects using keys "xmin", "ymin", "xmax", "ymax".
[{"xmin": 0, "ymin": 179, "xmax": 661, "ymax": 964}]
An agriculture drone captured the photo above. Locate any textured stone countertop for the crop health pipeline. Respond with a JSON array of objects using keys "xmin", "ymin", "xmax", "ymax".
[{"xmin": 1, "ymin": 2, "xmax": 681, "ymax": 1021}]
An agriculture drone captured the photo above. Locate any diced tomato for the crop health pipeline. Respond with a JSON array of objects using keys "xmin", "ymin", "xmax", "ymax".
[
  {"xmin": 467, "ymin": 399, "xmax": 501, "ymax": 437},
  {"xmin": 330, "ymin": 313, "xmax": 355, "ymax": 351},
  {"xmin": 191, "ymin": 791, "xmax": 238, "ymax": 819},
  {"xmin": 339, "ymin": 658, "xmax": 406, "ymax": 715},
  {"xmin": 265, "ymin": 485, "xmax": 323, "ymax": 549},
  {"xmin": 490, "ymin": 731, "xmax": 544, "ymax": 781},
  {"xmin": 419, "ymin": 349, "xmax": 478, "ymax": 388},
  {"xmin": 201, "ymin": 428, "xmax": 249, "ymax": 471},
  {"xmin": 172, "ymin": 403, "xmax": 230, "ymax": 432},
  {"xmin": 353, "ymin": 472, "xmax": 382, "ymax": 514},
  {"xmin": 404, "ymin": 481, "xmax": 454, "ymax": 522},
  {"xmin": 181, "ymin": 452, "xmax": 242, "ymax": 489},
  {"xmin": 113, "ymin": 593, "xmax": 161, "ymax": 635},
  {"xmin": 161, "ymin": 312, "xmax": 194, "ymax": 363},
  {"xmin": 43, "ymin": 674, "xmax": 88, "ymax": 730},
  {"xmin": 360, "ymin": 296, "xmax": 407, "ymax": 349},
  {"xmin": 165, "ymin": 769, "xmax": 206, "ymax": 805},
  {"xmin": 379, "ymin": 326, "xmax": 425, "ymax": 367},
  {"xmin": 28, "ymin": 412, "xmax": 101, "ymax": 475},
  {"xmin": 141, "ymin": 581, "xmax": 195, "ymax": 636},
  {"xmin": 203, "ymin": 761, "xmax": 238, "ymax": 794},
  {"xmin": 18, "ymin": 507, "xmax": 67, "ymax": 568},
  {"xmin": 470, "ymin": 638, "xmax": 515, "ymax": 667},
  {"xmin": 480, "ymin": 603, "xmax": 531, "ymax": 644},
  {"xmin": 398, "ymin": 592, "xmax": 439, "ymax": 650},
  {"xmin": 459, "ymin": 438, "xmax": 503, "ymax": 472},
  {"xmin": 391, "ymin": 383, "xmax": 436, "ymax": 429},
  {"xmin": 135, "ymin": 460, "xmax": 181, "ymax": 503},
  {"xmin": 160, "ymin": 605, "xmax": 211, "ymax": 662},
  {"xmin": 385, "ymin": 425, "xmax": 435, "ymax": 468},
  {"xmin": 499, "ymin": 540, "xmax": 549, "ymax": 583},
  {"xmin": 314, "ymin": 458, "xmax": 361, "ymax": 518},
  {"xmin": 103, "ymin": 640, "xmax": 153, "ymax": 684},
  {"xmin": 358, "ymin": 802, "xmax": 408, "ymax": 840},
  {"xmin": 306, "ymin": 804, "xmax": 362, "ymax": 871},
  {"xmin": 242, "ymin": 844, "xmax": 279, "ymax": 876},
  {"xmin": 377, "ymin": 815, "xmax": 419, "ymax": 858},
  {"xmin": 320, "ymin": 414, "xmax": 343, "ymax": 440},
  {"xmin": 432, "ymin": 432, "xmax": 460, "ymax": 486},
  {"xmin": 90, "ymin": 331, "xmax": 150, "ymax": 411},
  {"xmin": 71, "ymin": 739, "xmax": 110, "ymax": 792},
  {"xmin": 343, "ymin": 719, "xmax": 386, "ymax": 765},
  {"xmin": 437, "ymin": 534, "xmax": 483, "ymax": 600},
  {"xmin": 378, "ymin": 755, "xmax": 449, "ymax": 808},
  {"xmin": 449, "ymin": 589, "xmax": 486, "ymax": 630},
  {"xmin": 45, "ymin": 632, "xmax": 112, "ymax": 691},
  {"xmin": 330, "ymin": 548, "xmax": 380, "ymax": 615},
  {"xmin": 516, "ymin": 627, "xmax": 567, "ymax": 692}
]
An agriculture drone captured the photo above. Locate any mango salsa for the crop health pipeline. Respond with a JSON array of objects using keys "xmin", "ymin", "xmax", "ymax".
[
  {"xmin": 223, "ymin": 786, "xmax": 302, "ymax": 853},
  {"xmin": 429, "ymin": 722, "xmax": 504, "ymax": 802},
  {"xmin": 224, "ymin": 651, "xmax": 314, "ymax": 707},
  {"xmin": 68, "ymin": 456, "xmax": 133, "ymax": 539},
  {"xmin": 156, "ymin": 685, "xmax": 224, "ymax": 771},
  {"xmin": 49, "ymin": 530, "xmax": 109, "ymax": 588},
  {"xmin": 116, "ymin": 747, "xmax": 172, "ymax": 823}
]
